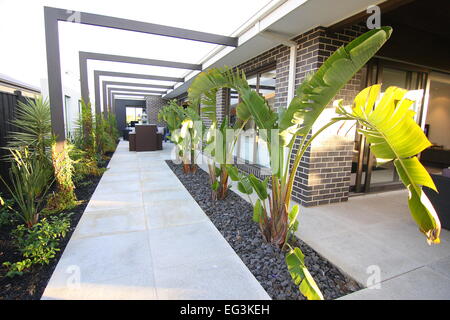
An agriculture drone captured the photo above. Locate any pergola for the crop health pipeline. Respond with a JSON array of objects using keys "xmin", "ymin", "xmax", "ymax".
[
  {"xmin": 44, "ymin": 6, "xmax": 238, "ymax": 143},
  {"xmin": 94, "ymin": 70, "xmax": 183, "ymax": 113},
  {"xmin": 102, "ymin": 80, "xmax": 169, "ymax": 113}
]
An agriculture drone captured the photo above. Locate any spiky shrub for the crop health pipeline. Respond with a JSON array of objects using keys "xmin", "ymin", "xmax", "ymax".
[
  {"xmin": 7, "ymin": 96, "xmax": 52, "ymax": 167},
  {"xmin": 70, "ymin": 100, "xmax": 104, "ymax": 179},
  {"xmin": 106, "ymin": 113, "xmax": 120, "ymax": 143},
  {"xmin": 79, "ymin": 100, "xmax": 96, "ymax": 160},
  {"xmin": 44, "ymin": 141, "xmax": 77, "ymax": 213},
  {"xmin": 0, "ymin": 148, "xmax": 53, "ymax": 228},
  {"xmin": 95, "ymin": 114, "xmax": 117, "ymax": 155}
]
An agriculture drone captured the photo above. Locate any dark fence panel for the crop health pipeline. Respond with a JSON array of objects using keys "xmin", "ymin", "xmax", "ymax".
[{"xmin": 0, "ymin": 90, "xmax": 28, "ymax": 193}]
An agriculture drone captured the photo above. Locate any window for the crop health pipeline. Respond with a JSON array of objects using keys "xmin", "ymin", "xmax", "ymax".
[
  {"xmin": 126, "ymin": 106, "xmax": 144, "ymax": 124},
  {"xmin": 232, "ymin": 65, "xmax": 276, "ymax": 167},
  {"xmin": 64, "ymin": 95, "xmax": 71, "ymax": 136}
]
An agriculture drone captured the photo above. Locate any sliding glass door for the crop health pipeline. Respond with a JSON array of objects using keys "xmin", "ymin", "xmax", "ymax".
[{"xmin": 351, "ymin": 59, "xmax": 430, "ymax": 193}]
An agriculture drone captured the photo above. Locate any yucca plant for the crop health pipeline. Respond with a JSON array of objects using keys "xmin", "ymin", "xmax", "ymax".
[
  {"xmin": 6, "ymin": 96, "xmax": 52, "ymax": 167},
  {"xmin": 0, "ymin": 148, "xmax": 53, "ymax": 227}
]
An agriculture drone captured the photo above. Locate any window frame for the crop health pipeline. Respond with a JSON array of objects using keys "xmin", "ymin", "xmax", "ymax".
[{"xmin": 234, "ymin": 62, "xmax": 276, "ymax": 167}]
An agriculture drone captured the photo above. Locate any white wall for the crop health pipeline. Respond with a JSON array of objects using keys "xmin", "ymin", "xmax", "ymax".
[
  {"xmin": 40, "ymin": 75, "xmax": 82, "ymax": 139},
  {"xmin": 425, "ymin": 80, "xmax": 450, "ymax": 149}
]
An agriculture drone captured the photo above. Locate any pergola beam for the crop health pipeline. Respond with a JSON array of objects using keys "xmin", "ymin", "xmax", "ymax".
[
  {"xmin": 111, "ymin": 93, "xmax": 150, "ymax": 112},
  {"xmin": 81, "ymin": 51, "xmax": 201, "ymax": 113},
  {"xmin": 103, "ymin": 80, "xmax": 168, "ymax": 112},
  {"xmin": 94, "ymin": 70, "xmax": 183, "ymax": 113},
  {"xmin": 108, "ymin": 87, "xmax": 165, "ymax": 112},
  {"xmin": 47, "ymin": 7, "xmax": 238, "ymax": 46},
  {"xmin": 44, "ymin": 6, "xmax": 237, "ymax": 141}
]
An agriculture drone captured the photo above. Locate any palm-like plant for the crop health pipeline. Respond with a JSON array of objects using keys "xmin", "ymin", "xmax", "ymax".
[
  {"xmin": 6, "ymin": 96, "xmax": 52, "ymax": 166},
  {"xmin": 0, "ymin": 148, "xmax": 53, "ymax": 227}
]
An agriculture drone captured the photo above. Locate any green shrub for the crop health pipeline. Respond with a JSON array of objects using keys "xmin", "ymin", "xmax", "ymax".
[
  {"xmin": 95, "ymin": 114, "xmax": 116, "ymax": 156},
  {"xmin": 6, "ymin": 96, "xmax": 52, "ymax": 167},
  {"xmin": 0, "ymin": 195, "xmax": 15, "ymax": 227},
  {"xmin": 0, "ymin": 148, "xmax": 53, "ymax": 228},
  {"xmin": 106, "ymin": 113, "xmax": 120, "ymax": 143},
  {"xmin": 3, "ymin": 215, "xmax": 70, "ymax": 277},
  {"xmin": 76, "ymin": 100, "xmax": 96, "ymax": 159},
  {"xmin": 70, "ymin": 146, "xmax": 106, "ymax": 184}
]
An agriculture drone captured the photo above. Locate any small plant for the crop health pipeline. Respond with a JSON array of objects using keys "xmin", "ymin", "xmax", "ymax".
[
  {"xmin": 70, "ymin": 146, "xmax": 106, "ymax": 183},
  {"xmin": 78, "ymin": 100, "xmax": 96, "ymax": 160},
  {"xmin": 0, "ymin": 195, "xmax": 15, "ymax": 227},
  {"xmin": 2, "ymin": 214, "xmax": 70, "ymax": 277},
  {"xmin": 106, "ymin": 113, "xmax": 120, "ymax": 143},
  {"xmin": 95, "ymin": 114, "xmax": 116, "ymax": 156},
  {"xmin": 158, "ymin": 100, "xmax": 203, "ymax": 173},
  {"xmin": 0, "ymin": 148, "xmax": 53, "ymax": 227}
]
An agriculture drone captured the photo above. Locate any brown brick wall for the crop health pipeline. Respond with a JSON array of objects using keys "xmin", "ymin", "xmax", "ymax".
[
  {"xmin": 209, "ymin": 23, "xmax": 369, "ymax": 206},
  {"xmin": 145, "ymin": 95, "xmax": 167, "ymax": 126}
]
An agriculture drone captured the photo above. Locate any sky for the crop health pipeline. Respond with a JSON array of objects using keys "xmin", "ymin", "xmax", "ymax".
[{"xmin": 0, "ymin": 0, "xmax": 274, "ymax": 93}]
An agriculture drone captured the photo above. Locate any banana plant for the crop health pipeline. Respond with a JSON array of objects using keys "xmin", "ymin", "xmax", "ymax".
[
  {"xmin": 188, "ymin": 67, "xmax": 252, "ymax": 200},
  {"xmin": 335, "ymin": 85, "xmax": 440, "ymax": 243},
  {"xmin": 158, "ymin": 100, "xmax": 203, "ymax": 173}
]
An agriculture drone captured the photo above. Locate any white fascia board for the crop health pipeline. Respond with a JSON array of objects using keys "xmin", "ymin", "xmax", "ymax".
[{"xmin": 166, "ymin": 0, "xmax": 388, "ymax": 99}]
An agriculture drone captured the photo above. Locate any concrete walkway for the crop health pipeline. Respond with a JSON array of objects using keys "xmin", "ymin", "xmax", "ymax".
[{"xmin": 42, "ymin": 141, "xmax": 269, "ymax": 300}]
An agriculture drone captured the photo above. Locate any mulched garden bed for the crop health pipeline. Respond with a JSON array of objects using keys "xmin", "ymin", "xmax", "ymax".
[
  {"xmin": 0, "ymin": 152, "xmax": 114, "ymax": 300},
  {"xmin": 166, "ymin": 160, "xmax": 362, "ymax": 300}
]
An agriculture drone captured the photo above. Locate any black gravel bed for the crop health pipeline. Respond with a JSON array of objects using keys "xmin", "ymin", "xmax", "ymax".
[
  {"xmin": 0, "ymin": 152, "xmax": 114, "ymax": 300},
  {"xmin": 166, "ymin": 160, "xmax": 361, "ymax": 300}
]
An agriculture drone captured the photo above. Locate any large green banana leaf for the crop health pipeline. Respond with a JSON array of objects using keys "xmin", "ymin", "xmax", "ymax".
[
  {"xmin": 279, "ymin": 27, "xmax": 393, "ymax": 146},
  {"xmin": 349, "ymin": 84, "xmax": 441, "ymax": 244},
  {"xmin": 188, "ymin": 67, "xmax": 254, "ymax": 124},
  {"xmin": 286, "ymin": 247, "xmax": 324, "ymax": 300}
]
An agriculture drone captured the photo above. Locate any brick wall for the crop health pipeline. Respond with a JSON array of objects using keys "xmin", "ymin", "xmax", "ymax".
[
  {"xmin": 145, "ymin": 95, "xmax": 167, "ymax": 126},
  {"xmin": 291, "ymin": 25, "xmax": 367, "ymax": 206},
  {"xmin": 226, "ymin": 23, "xmax": 369, "ymax": 206}
]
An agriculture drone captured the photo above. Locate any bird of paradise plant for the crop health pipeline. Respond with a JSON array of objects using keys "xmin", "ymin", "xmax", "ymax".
[
  {"xmin": 188, "ymin": 71, "xmax": 251, "ymax": 200},
  {"xmin": 188, "ymin": 27, "xmax": 440, "ymax": 300},
  {"xmin": 158, "ymin": 100, "xmax": 203, "ymax": 173}
]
